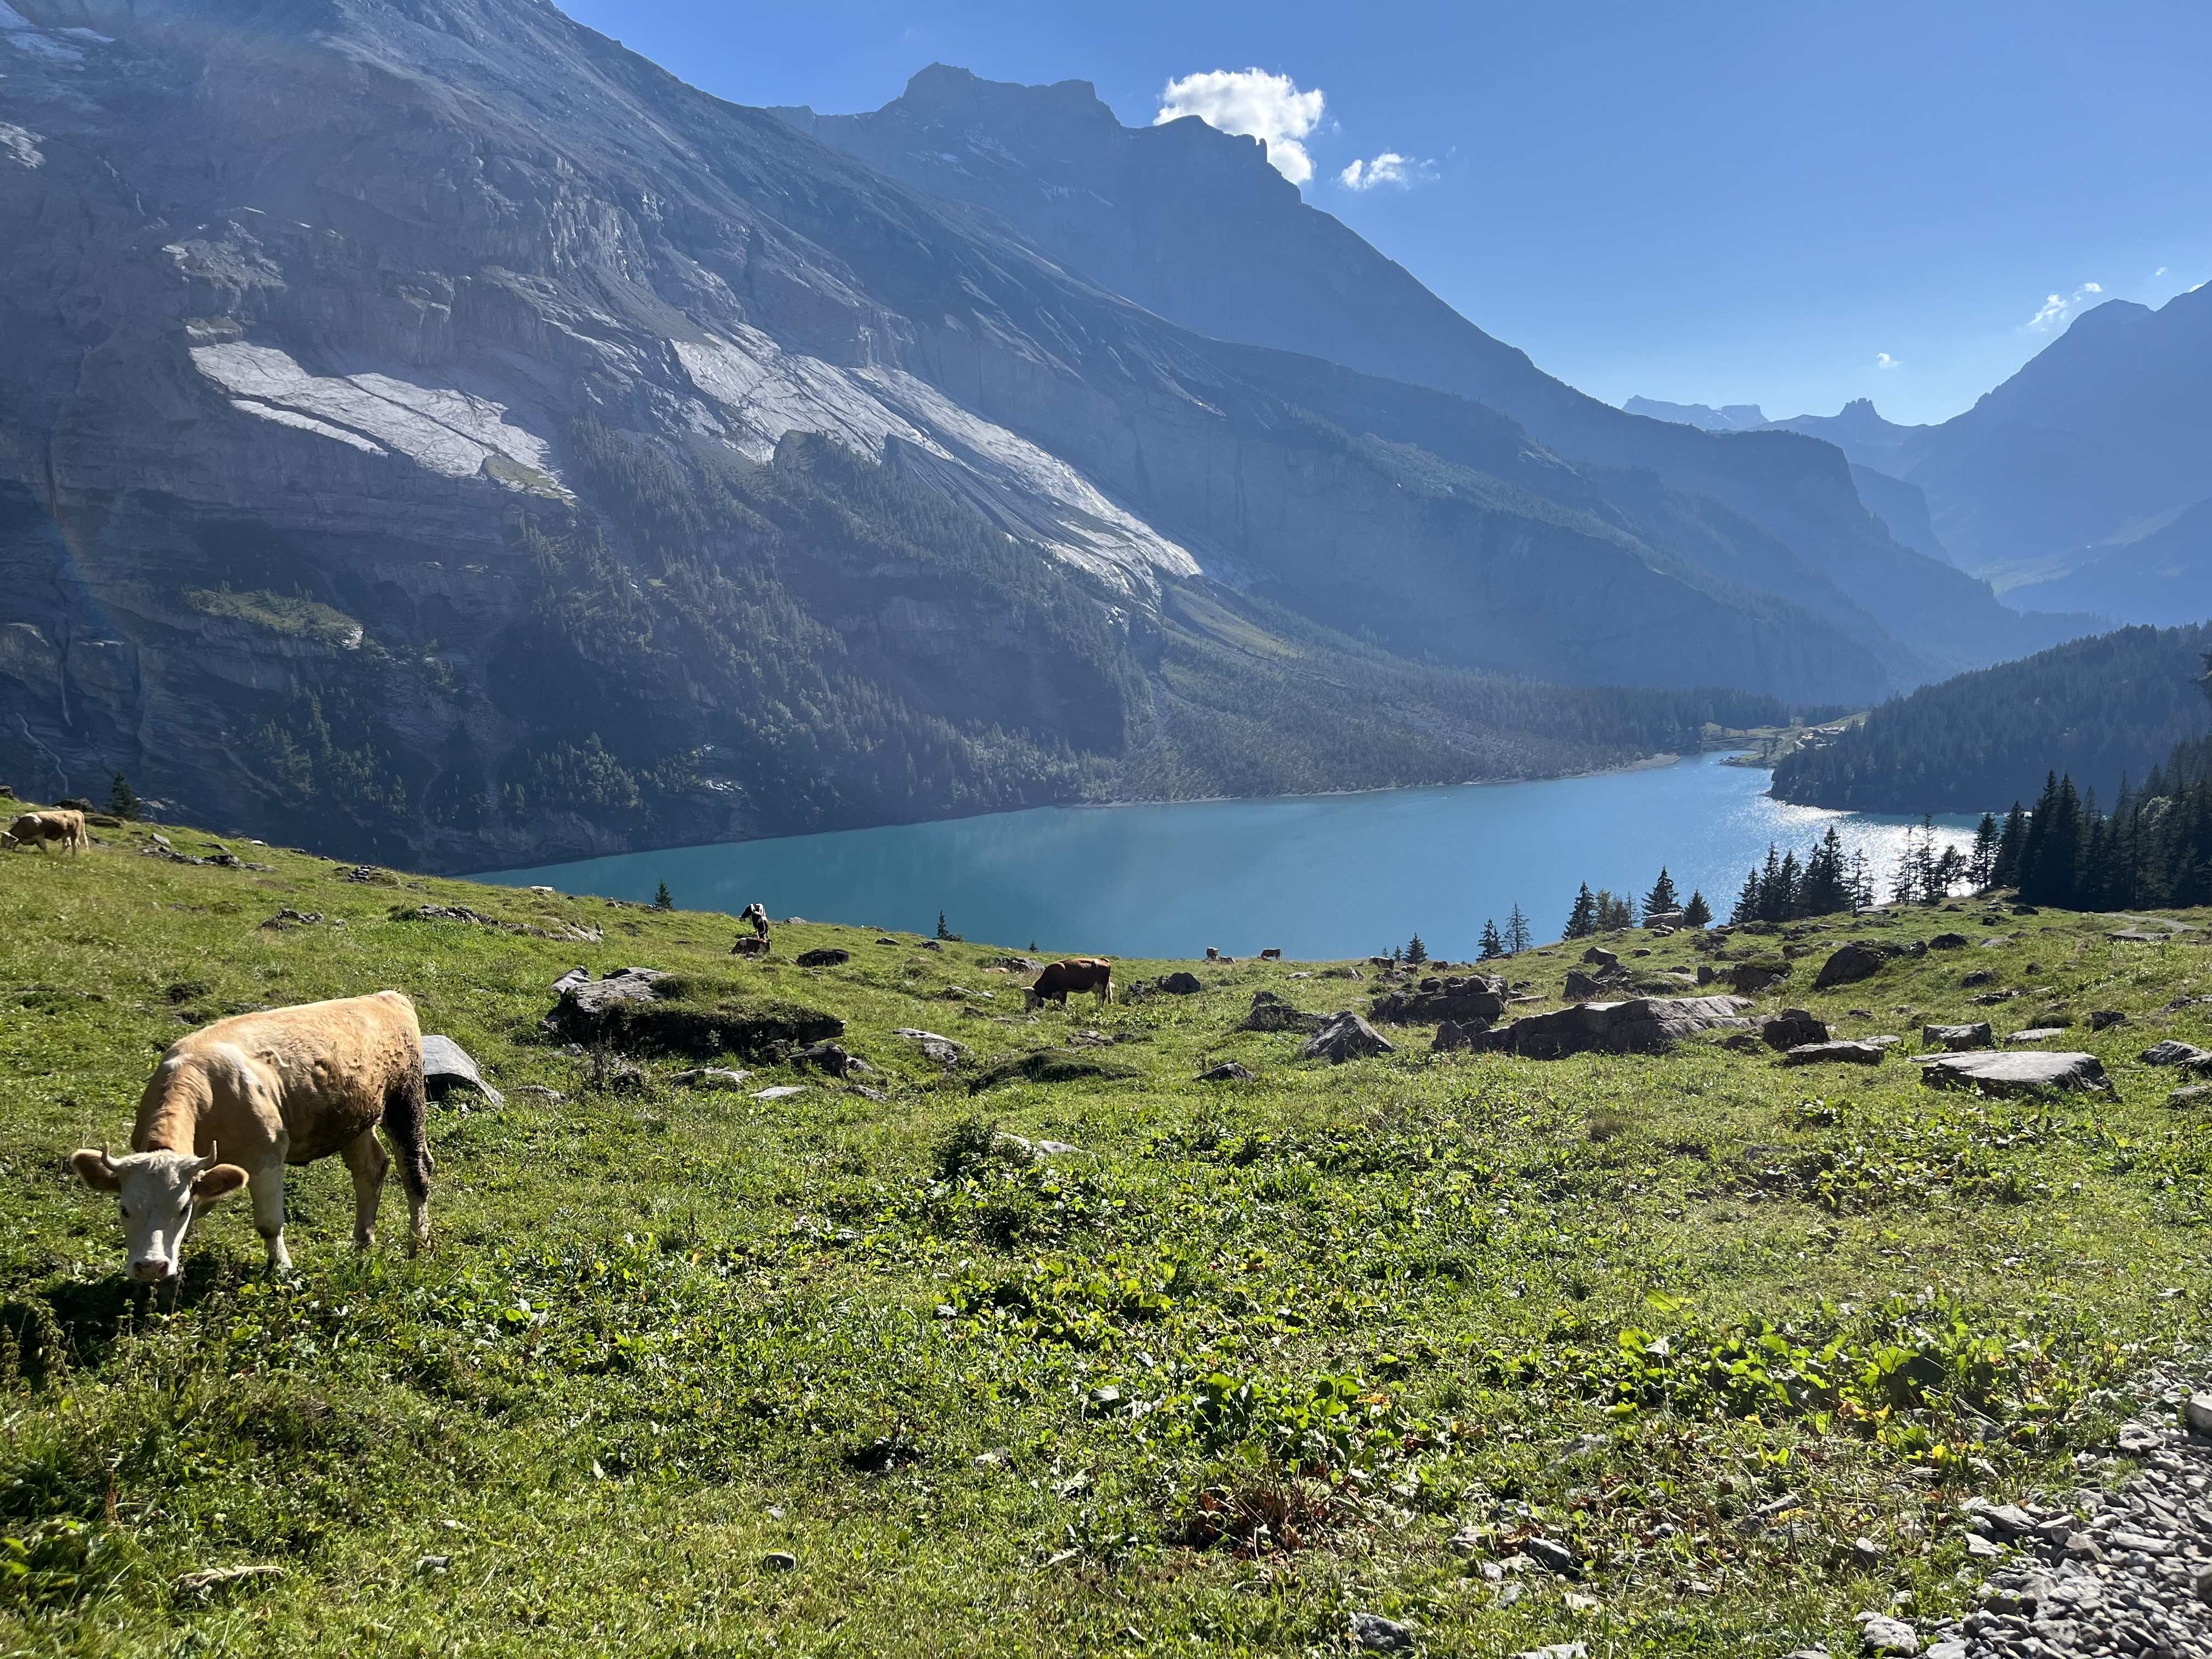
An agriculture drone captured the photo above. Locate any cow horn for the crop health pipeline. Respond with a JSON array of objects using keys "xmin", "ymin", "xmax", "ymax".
[
  {"xmin": 99, "ymin": 1142, "xmax": 115, "ymax": 1174},
  {"xmin": 191, "ymin": 1142, "xmax": 216, "ymax": 1173}
]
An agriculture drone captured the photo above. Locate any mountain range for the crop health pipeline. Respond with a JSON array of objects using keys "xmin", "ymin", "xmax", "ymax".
[
  {"xmin": 0, "ymin": 5, "xmax": 2096, "ymax": 866},
  {"xmin": 1632, "ymin": 282, "xmax": 2212, "ymax": 625}
]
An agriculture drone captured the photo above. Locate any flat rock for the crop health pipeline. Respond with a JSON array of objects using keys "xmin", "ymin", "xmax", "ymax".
[
  {"xmin": 1728, "ymin": 961, "xmax": 1791, "ymax": 992},
  {"xmin": 794, "ymin": 947, "xmax": 850, "ymax": 968},
  {"xmin": 1241, "ymin": 991, "xmax": 1327, "ymax": 1034},
  {"xmin": 2138, "ymin": 1039, "xmax": 2212, "ymax": 1067},
  {"xmin": 420, "ymin": 1034, "xmax": 504, "ymax": 1105},
  {"xmin": 2087, "ymin": 1009, "xmax": 2126, "ymax": 1030},
  {"xmin": 1157, "ymin": 971, "xmax": 1202, "ymax": 995},
  {"xmin": 670, "ymin": 1067, "xmax": 751, "ymax": 1089},
  {"xmin": 1814, "ymin": 941, "xmax": 1888, "ymax": 989},
  {"xmin": 1762, "ymin": 1009, "xmax": 1829, "ymax": 1049},
  {"xmin": 1917, "ymin": 1050, "xmax": 2110, "ymax": 1095},
  {"xmin": 1859, "ymin": 1615, "xmax": 1917, "ymax": 1655},
  {"xmin": 1372, "ymin": 974, "xmax": 1506, "ymax": 1025},
  {"xmin": 893, "ymin": 1028, "xmax": 968, "ymax": 1065},
  {"xmin": 1782, "ymin": 1039, "xmax": 1888, "ymax": 1065},
  {"xmin": 1922, "ymin": 1022, "xmax": 1994, "ymax": 1051},
  {"xmin": 1928, "ymin": 933, "xmax": 1969, "ymax": 949},
  {"xmin": 2005, "ymin": 1027, "xmax": 2066, "ymax": 1044},
  {"xmin": 1196, "ymin": 1061, "xmax": 1255, "ymax": 1082},
  {"xmin": 1348, "ymin": 1611, "xmax": 1413, "ymax": 1652},
  {"xmin": 2185, "ymin": 1392, "xmax": 2212, "ymax": 1434},
  {"xmin": 1301, "ymin": 1012, "xmax": 1393, "ymax": 1063},
  {"xmin": 2169, "ymin": 1084, "xmax": 2212, "ymax": 1109},
  {"xmin": 1479, "ymin": 995, "xmax": 1752, "ymax": 1059},
  {"xmin": 751, "ymin": 1085, "xmax": 808, "ymax": 1101},
  {"xmin": 2108, "ymin": 928, "xmax": 2172, "ymax": 943}
]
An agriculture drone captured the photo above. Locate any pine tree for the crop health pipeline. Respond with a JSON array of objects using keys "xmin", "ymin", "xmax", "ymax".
[
  {"xmin": 1506, "ymin": 905, "xmax": 1533, "ymax": 955},
  {"xmin": 937, "ymin": 911, "xmax": 953, "ymax": 940},
  {"xmin": 1993, "ymin": 802, "xmax": 2029, "ymax": 889},
  {"xmin": 1564, "ymin": 884, "xmax": 1598, "ymax": 940},
  {"xmin": 1800, "ymin": 827, "xmax": 1850, "ymax": 916},
  {"xmin": 1478, "ymin": 919, "xmax": 1504, "ymax": 961},
  {"xmin": 652, "ymin": 881, "xmax": 674, "ymax": 910},
  {"xmin": 1968, "ymin": 812, "xmax": 2000, "ymax": 890},
  {"xmin": 1681, "ymin": 889, "xmax": 1712, "ymax": 928},
  {"xmin": 1593, "ymin": 889, "xmax": 1635, "ymax": 931},
  {"xmin": 1642, "ymin": 867, "xmax": 1679, "ymax": 917},
  {"xmin": 1847, "ymin": 846, "xmax": 1875, "ymax": 912},
  {"xmin": 105, "ymin": 772, "xmax": 140, "ymax": 820},
  {"xmin": 1406, "ymin": 933, "xmax": 1429, "ymax": 966}
]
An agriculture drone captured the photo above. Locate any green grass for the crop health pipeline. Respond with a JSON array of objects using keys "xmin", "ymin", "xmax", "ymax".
[{"xmin": 1, "ymin": 821, "xmax": 2207, "ymax": 1655}]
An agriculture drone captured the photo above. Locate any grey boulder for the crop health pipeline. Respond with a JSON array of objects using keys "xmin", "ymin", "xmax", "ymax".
[
  {"xmin": 2139, "ymin": 1040, "xmax": 2212, "ymax": 1068},
  {"xmin": 1921, "ymin": 1022, "xmax": 1994, "ymax": 1051},
  {"xmin": 1301, "ymin": 1012, "xmax": 1394, "ymax": 1063},
  {"xmin": 1762, "ymin": 1009, "xmax": 1828, "ymax": 1049},
  {"xmin": 1479, "ymin": 996, "xmax": 1752, "ymax": 1059},
  {"xmin": 420, "ymin": 1034, "xmax": 504, "ymax": 1106},
  {"xmin": 1917, "ymin": 1051, "xmax": 2111, "ymax": 1095},
  {"xmin": 1813, "ymin": 941, "xmax": 1888, "ymax": 989},
  {"xmin": 1196, "ymin": 1061, "xmax": 1255, "ymax": 1082},
  {"xmin": 1782, "ymin": 1040, "xmax": 1888, "ymax": 1066}
]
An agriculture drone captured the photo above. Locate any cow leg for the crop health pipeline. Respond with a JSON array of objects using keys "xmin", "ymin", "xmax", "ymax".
[
  {"xmin": 248, "ymin": 1159, "xmax": 292, "ymax": 1270},
  {"xmin": 340, "ymin": 1128, "xmax": 388, "ymax": 1250},
  {"xmin": 380, "ymin": 1062, "xmax": 433, "ymax": 1248}
]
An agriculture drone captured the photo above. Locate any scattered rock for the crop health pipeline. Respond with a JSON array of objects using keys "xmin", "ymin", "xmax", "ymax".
[
  {"xmin": 1196, "ymin": 1061, "xmax": 1255, "ymax": 1082},
  {"xmin": 1961, "ymin": 969, "xmax": 1996, "ymax": 988},
  {"xmin": 1850, "ymin": 1536, "xmax": 1884, "ymax": 1567},
  {"xmin": 670, "ymin": 1068, "xmax": 751, "ymax": 1090},
  {"xmin": 918, "ymin": 939, "xmax": 943, "ymax": 951},
  {"xmin": 795, "ymin": 947, "xmax": 850, "ymax": 968},
  {"xmin": 1922, "ymin": 1022, "xmax": 1994, "ymax": 1052},
  {"xmin": 1240, "ymin": 990, "xmax": 1328, "ymax": 1034},
  {"xmin": 1782, "ymin": 1040, "xmax": 1889, "ymax": 1066},
  {"xmin": 2187, "ymin": 1392, "xmax": 2212, "ymax": 1434},
  {"xmin": 1963, "ymin": 1532, "xmax": 2002, "ymax": 1559},
  {"xmin": 2168, "ymin": 1084, "xmax": 2212, "ymax": 1109},
  {"xmin": 1433, "ymin": 1019, "xmax": 1487, "ymax": 1053},
  {"xmin": 1565, "ymin": 967, "xmax": 1623, "ymax": 1000},
  {"xmin": 1157, "ymin": 971, "xmax": 1203, "ymax": 995},
  {"xmin": 1480, "ymin": 996, "xmax": 1752, "ymax": 1059},
  {"xmin": 789, "ymin": 1040, "xmax": 860, "ymax": 1076},
  {"xmin": 1917, "ymin": 1050, "xmax": 2111, "ymax": 1095},
  {"xmin": 1348, "ymin": 1611, "xmax": 1413, "ymax": 1651},
  {"xmin": 545, "ymin": 968, "xmax": 842, "ymax": 1058},
  {"xmin": 1522, "ymin": 1536, "xmax": 1578, "ymax": 1576},
  {"xmin": 2088, "ymin": 1009, "xmax": 2127, "ymax": 1031},
  {"xmin": 173, "ymin": 1564, "xmax": 284, "ymax": 1598},
  {"xmin": 1301, "ymin": 1011, "xmax": 1394, "ymax": 1063},
  {"xmin": 2109, "ymin": 928, "xmax": 2174, "ymax": 943},
  {"xmin": 751, "ymin": 1085, "xmax": 808, "ymax": 1101},
  {"xmin": 894, "ymin": 1029, "xmax": 969, "ymax": 1065},
  {"xmin": 1978, "ymin": 934, "xmax": 2013, "ymax": 949},
  {"xmin": 2140, "ymin": 1040, "xmax": 2212, "ymax": 1068},
  {"xmin": 2004, "ymin": 1027, "xmax": 2067, "ymax": 1045},
  {"xmin": 1858, "ymin": 1615, "xmax": 1917, "ymax": 1655},
  {"xmin": 761, "ymin": 1551, "xmax": 797, "ymax": 1572},
  {"xmin": 1762, "ymin": 1009, "xmax": 1829, "ymax": 1049},
  {"xmin": 1581, "ymin": 946, "xmax": 1618, "ymax": 969},
  {"xmin": 731, "ymin": 936, "xmax": 771, "ymax": 957},
  {"xmin": 1814, "ymin": 942, "xmax": 1889, "ymax": 989},
  {"xmin": 1928, "ymin": 933, "xmax": 1970, "ymax": 950},
  {"xmin": 512, "ymin": 1084, "xmax": 564, "ymax": 1102},
  {"xmin": 420, "ymin": 1034, "xmax": 504, "ymax": 1105},
  {"xmin": 1729, "ymin": 960, "xmax": 1792, "ymax": 993},
  {"xmin": 1371, "ymin": 973, "xmax": 1506, "ymax": 1026}
]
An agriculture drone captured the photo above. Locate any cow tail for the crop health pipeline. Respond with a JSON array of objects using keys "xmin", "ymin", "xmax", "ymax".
[{"xmin": 383, "ymin": 1054, "xmax": 435, "ymax": 1202}]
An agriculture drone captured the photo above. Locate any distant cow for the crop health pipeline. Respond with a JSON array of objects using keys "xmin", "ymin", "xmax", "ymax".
[
  {"xmin": 72, "ymin": 991, "xmax": 433, "ymax": 1281},
  {"xmin": 1026, "ymin": 957, "xmax": 1114, "ymax": 1011},
  {"xmin": 3, "ymin": 810, "xmax": 88, "ymax": 855}
]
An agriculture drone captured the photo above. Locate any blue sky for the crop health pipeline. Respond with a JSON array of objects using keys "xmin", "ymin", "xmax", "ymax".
[{"xmin": 565, "ymin": 0, "xmax": 2212, "ymax": 427}]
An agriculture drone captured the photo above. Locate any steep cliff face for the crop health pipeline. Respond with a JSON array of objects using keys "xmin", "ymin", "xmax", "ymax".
[
  {"xmin": 784, "ymin": 64, "xmax": 2089, "ymax": 676},
  {"xmin": 0, "ymin": 0, "xmax": 1903, "ymax": 866}
]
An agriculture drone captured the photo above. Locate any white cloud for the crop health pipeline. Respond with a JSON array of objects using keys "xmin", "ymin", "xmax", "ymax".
[
  {"xmin": 1876, "ymin": 352, "xmax": 1901, "ymax": 370},
  {"xmin": 2025, "ymin": 281, "xmax": 2103, "ymax": 331},
  {"xmin": 1156, "ymin": 69, "xmax": 1324, "ymax": 185},
  {"xmin": 1338, "ymin": 151, "xmax": 1431, "ymax": 191}
]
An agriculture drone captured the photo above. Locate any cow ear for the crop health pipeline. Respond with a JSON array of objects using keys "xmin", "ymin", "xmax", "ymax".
[
  {"xmin": 191, "ymin": 1163, "xmax": 249, "ymax": 1203},
  {"xmin": 71, "ymin": 1148, "xmax": 122, "ymax": 1192}
]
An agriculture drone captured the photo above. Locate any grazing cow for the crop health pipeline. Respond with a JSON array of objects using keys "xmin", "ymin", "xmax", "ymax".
[
  {"xmin": 1025, "ymin": 957, "xmax": 1114, "ymax": 1011},
  {"xmin": 4, "ymin": 810, "xmax": 88, "ymax": 855},
  {"xmin": 741, "ymin": 902, "xmax": 771, "ymax": 940},
  {"xmin": 72, "ymin": 991, "xmax": 433, "ymax": 1280}
]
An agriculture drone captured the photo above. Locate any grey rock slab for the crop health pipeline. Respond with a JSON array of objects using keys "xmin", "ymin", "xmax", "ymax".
[
  {"xmin": 1858, "ymin": 1615, "xmax": 1917, "ymax": 1655},
  {"xmin": 2005, "ymin": 1027, "xmax": 2068, "ymax": 1045},
  {"xmin": 1783, "ymin": 1039, "xmax": 1889, "ymax": 1065},
  {"xmin": 750, "ymin": 1085, "xmax": 808, "ymax": 1101},
  {"xmin": 893, "ymin": 1029, "xmax": 969, "ymax": 1064},
  {"xmin": 1348, "ymin": 1611, "xmax": 1413, "ymax": 1651},
  {"xmin": 1522, "ymin": 1536, "xmax": 1578, "ymax": 1575},
  {"xmin": 1196, "ymin": 1061, "xmax": 1255, "ymax": 1081},
  {"xmin": 1917, "ymin": 1051, "xmax": 2111, "ymax": 1095},
  {"xmin": 1301, "ymin": 1011, "xmax": 1394, "ymax": 1063},
  {"xmin": 2139, "ymin": 1040, "xmax": 2212, "ymax": 1067},
  {"xmin": 1480, "ymin": 995, "xmax": 1752, "ymax": 1059},
  {"xmin": 1923, "ymin": 1022, "xmax": 1995, "ymax": 1051},
  {"xmin": 2186, "ymin": 1393, "xmax": 2212, "ymax": 1434},
  {"xmin": 420, "ymin": 1034, "xmax": 504, "ymax": 1106},
  {"xmin": 670, "ymin": 1067, "xmax": 751, "ymax": 1090},
  {"xmin": 2167, "ymin": 1084, "xmax": 2212, "ymax": 1109}
]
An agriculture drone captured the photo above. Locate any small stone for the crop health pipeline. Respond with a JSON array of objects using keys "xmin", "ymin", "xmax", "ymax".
[
  {"xmin": 1852, "ymin": 1536, "xmax": 1884, "ymax": 1567},
  {"xmin": 1923, "ymin": 1643, "xmax": 1967, "ymax": 1659},
  {"xmin": 2185, "ymin": 1392, "xmax": 2212, "ymax": 1434},
  {"xmin": 1858, "ymin": 1615, "xmax": 1917, "ymax": 1655},
  {"xmin": 2168, "ymin": 1084, "xmax": 2212, "ymax": 1109},
  {"xmin": 1523, "ymin": 1536, "xmax": 1578, "ymax": 1575},
  {"xmin": 1348, "ymin": 1611, "xmax": 1413, "ymax": 1651},
  {"xmin": 751, "ymin": 1085, "xmax": 808, "ymax": 1101},
  {"xmin": 1976, "ymin": 1504, "xmax": 2037, "ymax": 1538},
  {"xmin": 1514, "ymin": 1645, "xmax": 1585, "ymax": 1659},
  {"xmin": 416, "ymin": 1554, "xmax": 451, "ymax": 1573},
  {"xmin": 2087, "ymin": 1009, "xmax": 2126, "ymax": 1030},
  {"xmin": 762, "ymin": 1551, "xmax": 797, "ymax": 1572},
  {"xmin": 670, "ymin": 1067, "xmax": 751, "ymax": 1090},
  {"xmin": 1964, "ymin": 1533, "xmax": 2002, "ymax": 1559},
  {"xmin": 1196, "ymin": 1060, "xmax": 1255, "ymax": 1081}
]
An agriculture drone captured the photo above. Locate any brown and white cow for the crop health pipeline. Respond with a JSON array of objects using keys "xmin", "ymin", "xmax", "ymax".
[
  {"xmin": 1025, "ymin": 957, "xmax": 1114, "ymax": 1011},
  {"xmin": 3, "ymin": 810, "xmax": 88, "ymax": 855},
  {"xmin": 72, "ymin": 991, "xmax": 434, "ymax": 1280}
]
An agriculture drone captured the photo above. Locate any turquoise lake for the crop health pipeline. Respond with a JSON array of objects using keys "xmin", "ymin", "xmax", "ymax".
[{"xmin": 478, "ymin": 753, "xmax": 1981, "ymax": 962}]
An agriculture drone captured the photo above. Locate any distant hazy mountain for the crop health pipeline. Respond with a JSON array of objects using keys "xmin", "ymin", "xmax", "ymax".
[
  {"xmin": 1622, "ymin": 397, "xmax": 1770, "ymax": 432},
  {"xmin": 779, "ymin": 66, "xmax": 2087, "ymax": 679},
  {"xmin": 1743, "ymin": 291, "xmax": 2212, "ymax": 622}
]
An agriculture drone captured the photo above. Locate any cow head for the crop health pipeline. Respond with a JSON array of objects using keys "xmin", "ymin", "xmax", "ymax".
[
  {"xmin": 1024, "ymin": 987, "xmax": 1043, "ymax": 1011},
  {"xmin": 71, "ymin": 1146, "xmax": 249, "ymax": 1281}
]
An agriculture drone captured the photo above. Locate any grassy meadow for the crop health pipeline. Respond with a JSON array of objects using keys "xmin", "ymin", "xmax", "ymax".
[{"xmin": 1, "ymin": 815, "xmax": 2207, "ymax": 1656}]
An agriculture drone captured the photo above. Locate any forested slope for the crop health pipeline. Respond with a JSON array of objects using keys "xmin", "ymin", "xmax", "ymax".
[{"xmin": 1770, "ymin": 623, "xmax": 2212, "ymax": 813}]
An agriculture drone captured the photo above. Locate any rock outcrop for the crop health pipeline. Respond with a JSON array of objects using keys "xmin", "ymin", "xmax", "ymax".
[{"xmin": 1476, "ymin": 996, "xmax": 1753, "ymax": 1059}]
